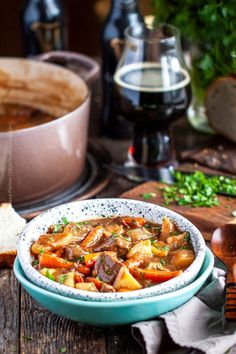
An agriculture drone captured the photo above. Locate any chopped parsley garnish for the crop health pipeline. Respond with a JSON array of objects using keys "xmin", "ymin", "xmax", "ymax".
[
  {"xmin": 169, "ymin": 231, "xmax": 180, "ymax": 236},
  {"xmin": 141, "ymin": 192, "xmax": 157, "ymax": 200},
  {"xmin": 184, "ymin": 232, "xmax": 190, "ymax": 242},
  {"xmin": 162, "ymin": 171, "xmax": 236, "ymax": 208},
  {"xmin": 58, "ymin": 274, "xmax": 67, "ymax": 284},
  {"xmin": 121, "ymin": 235, "xmax": 130, "ymax": 242},
  {"xmin": 76, "ymin": 221, "xmax": 90, "ymax": 229},
  {"xmin": 32, "ymin": 260, "xmax": 39, "ymax": 267},
  {"xmin": 160, "ymin": 259, "xmax": 166, "ymax": 266},
  {"xmin": 155, "ymin": 245, "xmax": 169, "ymax": 251},
  {"xmin": 53, "ymin": 217, "xmax": 70, "ymax": 233},
  {"xmin": 39, "ymin": 248, "xmax": 44, "ymax": 255},
  {"xmin": 53, "ymin": 224, "xmax": 61, "ymax": 233},
  {"xmin": 62, "ymin": 217, "xmax": 69, "ymax": 225},
  {"xmin": 77, "ymin": 255, "xmax": 85, "ymax": 263},
  {"xmin": 179, "ymin": 246, "xmax": 188, "ymax": 250},
  {"xmin": 111, "ymin": 232, "xmax": 119, "ymax": 238},
  {"xmin": 45, "ymin": 270, "xmax": 55, "ymax": 281}
]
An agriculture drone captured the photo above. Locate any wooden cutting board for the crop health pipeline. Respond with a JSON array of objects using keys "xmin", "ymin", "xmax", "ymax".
[{"xmin": 120, "ymin": 181, "xmax": 236, "ymax": 241}]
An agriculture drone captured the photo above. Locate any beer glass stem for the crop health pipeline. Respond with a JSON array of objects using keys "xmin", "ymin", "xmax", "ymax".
[{"xmin": 128, "ymin": 124, "xmax": 176, "ymax": 166}]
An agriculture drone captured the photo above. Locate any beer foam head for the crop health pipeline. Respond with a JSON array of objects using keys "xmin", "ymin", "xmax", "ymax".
[{"xmin": 114, "ymin": 62, "xmax": 190, "ymax": 92}]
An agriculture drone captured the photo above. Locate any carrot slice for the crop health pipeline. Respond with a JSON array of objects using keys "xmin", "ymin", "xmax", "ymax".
[
  {"xmin": 75, "ymin": 264, "xmax": 91, "ymax": 275},
  {"xmin": 74, "ymin": 272, "xmax": 84, "ymax": 283},
  {"xmin": 39, "ymin": 253, "xmax": 73, "ymax": 269},
  {"xmin": 85, "ymin": 277, "xmax": 103, "ymax": 290},
  {"xmin": 131, "ymin": 268, "xmax": 182, "ymax": 283},
  {"xmin": 122, "ymin": 217, "xmax": 146, "ymax": 228},
  {"xmin": 55, "ymin": 247, "xmax": 65, "ymax": 257},
  {"xmin": 80, "ymin": 226, "xmax": 104, "ymax": 249}
]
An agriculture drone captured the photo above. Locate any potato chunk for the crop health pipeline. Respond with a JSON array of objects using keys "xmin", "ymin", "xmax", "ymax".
[
  {"xmin": 113, "ymin": 267, "xmax": 142, "ymax": 291},
  {"xmin": 126, "ymin": 240, "xmax": 152, "ymax": 259},
  {"xmin": 56, "ymin": 272, "xmax": 75, "ymax": 288},
  {"xmin": 170, "ymin": 250, "xmax": 195, "ymax": 269},
  {"xmin": 75, "ymin": 282, "xmax": 99, "ymax": 292},
  {"xmin": 31, "ymin": 232, "xmax": 73, "ymax": 255},
  {"xmin": 167, "ymin": 232, "xmax": 189, "ymax": 249}
]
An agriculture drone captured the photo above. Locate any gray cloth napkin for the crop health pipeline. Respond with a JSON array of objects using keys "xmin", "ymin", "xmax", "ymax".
[{"xmin": 132, "ymin": 268, "xmax": 236, "ymax": 354}]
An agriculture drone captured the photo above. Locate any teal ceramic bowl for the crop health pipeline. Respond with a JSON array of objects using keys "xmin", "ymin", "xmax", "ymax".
[{"xmin": 13, "ymin": 248, "xmax": 214, "ymax": 327}]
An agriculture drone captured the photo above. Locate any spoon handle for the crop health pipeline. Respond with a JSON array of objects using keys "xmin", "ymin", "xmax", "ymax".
[{"xmin": 225, "ymin": 270, "xmax": 236, "ymax": 321}]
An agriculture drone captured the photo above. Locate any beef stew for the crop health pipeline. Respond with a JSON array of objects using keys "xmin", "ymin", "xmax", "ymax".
[{"xmin": 31, "ymin": 216, "xmax": 195, "ymax": 293}]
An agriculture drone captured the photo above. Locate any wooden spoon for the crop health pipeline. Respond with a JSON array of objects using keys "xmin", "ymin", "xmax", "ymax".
[{"xmin": 211, "ymin": 220, "xmax": 236, "ymax": 321}]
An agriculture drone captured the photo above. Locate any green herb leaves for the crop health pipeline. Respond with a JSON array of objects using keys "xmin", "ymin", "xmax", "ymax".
[
  {"xmin": 62, "ymin": 217, "xmax": 69, "ymax": 225},
  {"xmin": 58, "ymin": 274, "xmax": 67, "ymax": 284},
  {"xmin": 141, "ymin": 192, "xmax": 157, "ymax": 200},
  {"xmin": 162, "ymin": 171, "xmax": 236, "ymax": 208},
  {"xmin": 53, "ymin": 216, "xmax": 70, "ymax": 233},
  {"xmin": 32, "ymin": 259, "xmax": 39, "ymax": 267},
  {"xmin": 77, "ymin": 255, "xmax": 85, "ymax": 263},
  {"xmin": 153, "ymin": 0, "xmax": 236, "ymax": 102},
  {"xmin": 45, "ymin": 270, "xmax": 55, "ymax": 281},
  {"xmin": 53, "ymin": 224, "xmax": 61, "ymax": 233}
]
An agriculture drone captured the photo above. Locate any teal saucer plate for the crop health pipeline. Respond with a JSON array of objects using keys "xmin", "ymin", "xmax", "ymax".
[{"xmin": 14, "ymin": 248, "xmax": 214, "ymax": 327}]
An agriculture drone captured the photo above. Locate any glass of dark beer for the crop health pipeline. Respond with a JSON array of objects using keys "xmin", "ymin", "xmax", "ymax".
[{"xmin": 114, "ymin": 22, "xmax": 191, "ymax": 167}]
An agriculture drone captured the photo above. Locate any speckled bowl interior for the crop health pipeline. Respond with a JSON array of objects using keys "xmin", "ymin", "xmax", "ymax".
[{"xmin": 17, "ymin": 198, "xmax": 206, "ymax": 302}]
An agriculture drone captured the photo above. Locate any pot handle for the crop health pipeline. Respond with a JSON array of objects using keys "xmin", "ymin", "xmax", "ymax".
[{"xmin": 35, "ymin": 51, "xmax": 100, "ymax": 86}]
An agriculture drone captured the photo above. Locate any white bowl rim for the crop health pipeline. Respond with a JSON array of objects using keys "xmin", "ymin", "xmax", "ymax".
[{"xmin": 17, "ymin": 198, "xmax": 206, "ymax": 302}]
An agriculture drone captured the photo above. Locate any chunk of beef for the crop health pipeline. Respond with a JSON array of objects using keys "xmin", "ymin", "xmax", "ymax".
[
  {"xmin": 127, "ymin": 228, "xmax": 152, "ymax": 243},
  {"xmin": 92, "ymin": 235, "xmax": 131, "ymax": 257},
  {"xmin": 81, "ymin": 226, "xmax": 108, "ymax": 251},
  {"xmin": 104, "ymin": 223, "xmax": 124, "ymax": 235},
  {"xmin": 64, "ymin": 244, "xmax": 85, "ymax": 261},
  {"xmin": 93, "ymin": 252, "xmax": 123, "ymax": 284},
  {"xmin": 100, "ymin": 283, "xmax": 116, "ymax": 292}
]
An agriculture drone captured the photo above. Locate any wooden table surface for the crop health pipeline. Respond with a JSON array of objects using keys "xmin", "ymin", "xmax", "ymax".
[{"xmin": 0, "ymin": 116, "xmax": 212, "ymax": 354}]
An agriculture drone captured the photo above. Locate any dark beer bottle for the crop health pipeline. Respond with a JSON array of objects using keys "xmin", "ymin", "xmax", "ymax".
[
  {"xmin": 21, "ymin": 0, "xmax": 65, "ymax": 56},
  {"xmin": 101, "ymin": 0, "xmax": 143, "ymax": 139}
]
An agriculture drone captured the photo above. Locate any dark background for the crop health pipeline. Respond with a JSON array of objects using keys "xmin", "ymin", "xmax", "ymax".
[{"xmin": 0, "ymin": 0, "xmax": 152, "ymax": 58}]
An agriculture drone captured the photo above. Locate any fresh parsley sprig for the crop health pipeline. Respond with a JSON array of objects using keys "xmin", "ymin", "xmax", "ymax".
[
  {"xmin": 162, "ymin": 171, "xmax": 236, "ymax": 208},
  {"xmin": 153, "ymin": 0, "xmax": 236, "ymax": 102}
]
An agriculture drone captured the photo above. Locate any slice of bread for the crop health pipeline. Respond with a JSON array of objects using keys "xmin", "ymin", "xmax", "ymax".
[
  {"xmin": 0, "ymin": 203, "xmax": 26, "ymax": 268},
  {"xmin": 206, "ymin": 76, "xmax": 236, "ymax": 143}
]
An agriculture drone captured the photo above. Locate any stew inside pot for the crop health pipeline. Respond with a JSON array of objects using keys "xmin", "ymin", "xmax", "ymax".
[
  {"xmin": 0, "ymin": 104, "xmax": 56, "ymax": 131},
  {"xmin": 31, "ymin": 216, "xmax": 195, "ymax": 293}
]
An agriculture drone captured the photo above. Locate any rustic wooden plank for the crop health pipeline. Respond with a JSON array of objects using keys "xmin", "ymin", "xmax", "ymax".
[
  {"xmin": 105, "ymin": 327, "xmax": 142, "ymax": 354},
  {"xmin": 20, "ymin": 288, "xmax": 107, "ymax": 354},
  {"xmin": 0, "ymin": 269, "xmax": 20, "ymax": 353}
]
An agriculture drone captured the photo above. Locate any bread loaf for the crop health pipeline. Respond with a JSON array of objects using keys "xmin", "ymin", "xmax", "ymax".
[
  {"xmin": 206, "ymin": 76, "xmax": 236, "ymax": 143},
  {"xmin": 0, "ymin": 203, "xmax": 26, "ymax": 268}
]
